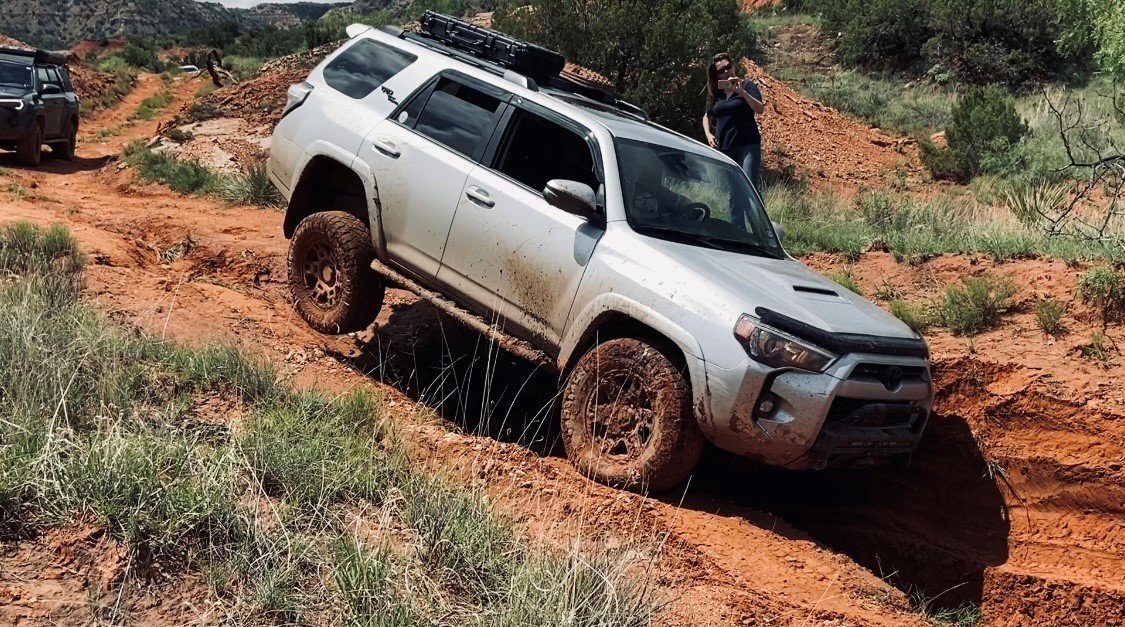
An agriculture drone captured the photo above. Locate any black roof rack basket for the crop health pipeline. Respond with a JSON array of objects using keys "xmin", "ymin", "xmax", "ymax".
[{"xmin": 417, "ymin": 11, "xmax": 565, "ymax": 81}]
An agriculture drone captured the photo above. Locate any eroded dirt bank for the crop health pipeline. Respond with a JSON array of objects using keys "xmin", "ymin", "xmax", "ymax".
[{"xmin": 0, "ymin": 72, "xmax": 1122, "ymax": 626}]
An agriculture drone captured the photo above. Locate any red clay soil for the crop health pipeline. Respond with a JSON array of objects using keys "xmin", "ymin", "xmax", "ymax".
[
  {"xmin": 0, "ymin": 69, "xmax": 1122, "ymax": 626},
  {"xmin": 742, "ymin": 58, "xmax": 924, "ymax": 192},
  {"xmin": 0, "ymin": 33, "xmax": 31, "ymax": 49}
]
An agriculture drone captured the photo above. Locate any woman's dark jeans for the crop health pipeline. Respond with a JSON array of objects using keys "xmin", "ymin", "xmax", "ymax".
[{"xmin": 726, "ymin": 142, "xmax": 762, "ymax": 229}]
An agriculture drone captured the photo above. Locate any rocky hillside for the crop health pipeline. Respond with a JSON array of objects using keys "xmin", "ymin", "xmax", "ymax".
[
  {"xmin": 0, "ymin": 0, "xmax": 240, "ymax": 47},
  {"xmin": 0, "ymin": 0, "xmax": 352, "ymax": 48}
]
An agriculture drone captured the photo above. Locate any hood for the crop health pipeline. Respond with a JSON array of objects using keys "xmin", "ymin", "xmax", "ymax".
[
  {"xmin": 0, "ymin": 85, "xmax": 30, "ymax": 98},
  {"xmin": 644, "ymin": 238, "xmax": 919, "ymax": 340}
]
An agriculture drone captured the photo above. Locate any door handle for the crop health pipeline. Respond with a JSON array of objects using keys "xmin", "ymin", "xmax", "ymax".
[
  {"xmin": 465, "ymin": 185, "xmax": 495, "ymax": 208},
  {"xmin": 372, "ymin": 137, "xmax": 400, "ymax": 159}
]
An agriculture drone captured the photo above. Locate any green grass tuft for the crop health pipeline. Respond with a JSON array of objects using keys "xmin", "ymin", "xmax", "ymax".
[
  {"xmin": 1033, "ymin": 298, "xmax": 1066, "ymax": 336},
  {"xmin": 934, "ymin": 274, "xmax": 1018, "ymax": 335}
]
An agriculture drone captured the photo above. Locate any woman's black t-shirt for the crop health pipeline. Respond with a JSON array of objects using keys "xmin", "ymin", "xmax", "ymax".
[{"xmin": 707, "ymin": 80, "xmax": 763, "ymax": 151}]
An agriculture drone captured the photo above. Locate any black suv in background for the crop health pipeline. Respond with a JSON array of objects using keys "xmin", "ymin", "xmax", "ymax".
[{"xmin": 0, "ymin": 47, "xmax": 79, "ymax": 166}]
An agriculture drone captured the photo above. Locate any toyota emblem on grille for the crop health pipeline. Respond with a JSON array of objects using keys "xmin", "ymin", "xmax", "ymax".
[{"xmin": 880, "ymin": 366, "xmax": 903, "ymax": 390}]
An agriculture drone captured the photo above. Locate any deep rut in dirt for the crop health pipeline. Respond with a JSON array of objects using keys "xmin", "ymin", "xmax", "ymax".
[{"xmin": 1, "ymin": 69, "xmax": 1122, "ymax": 626}]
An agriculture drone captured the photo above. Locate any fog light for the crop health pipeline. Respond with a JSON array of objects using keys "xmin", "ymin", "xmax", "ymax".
[{"xmin": 755, "ymin": 393, "xmax": 779, "ymax": 419}]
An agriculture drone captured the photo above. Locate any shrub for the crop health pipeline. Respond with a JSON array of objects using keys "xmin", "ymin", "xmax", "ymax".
[
  {"xmin": 1078, "ymin": 266, "xmax": 1125, "ymax": 323},
  {"xmin": 218, "ymin": 162, "xmax": 283, "ymax": 207},
  {"xmin": 124, "ymin": 142, "xmax": 220, "ymax": 196},
  {"xmin": 493, "ymin": 0, "xmax": 756, "ymax": 138},
  {"xmin": 935, "ymin": 274, "xmax": 1018, "ymax": 335},
  {"xmin": 809, "ymin": 0, "xmax": 1086, "ymax": 85},
  {"xmin": 926, "ymin": 86, "xmax": 1028, "ymax": 181},
  {"xmin": 1033, "ymin": 299, "xmax": 1066, "ymax": 335},
  {"xmin": 1080, "ymin": 331, "xmax": 1112, "ymax": 366}
]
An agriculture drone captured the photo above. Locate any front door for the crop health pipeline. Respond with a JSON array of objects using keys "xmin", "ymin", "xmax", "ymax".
[
  {"xmin": 437, "ymin": 102, "xmax": 604, "ymax": 348},
  {"xmin": 35, "ymin": 67, "xmax": 64, "ymax": 137}
]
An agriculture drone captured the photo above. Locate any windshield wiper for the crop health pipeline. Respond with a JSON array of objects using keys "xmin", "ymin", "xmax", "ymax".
[
  {"xmin": 632, "ymin": 225, "xmax": 780, "ymax": 257},
  {"xmin": 631, "ymin": 225, "xmax": 726, "ymax": 251},
  {"xmin": 698, "ymin": 236, "xmax": 782, "ymax": 259}
]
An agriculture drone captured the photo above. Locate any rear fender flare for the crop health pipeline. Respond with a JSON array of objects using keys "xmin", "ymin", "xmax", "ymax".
[{"xmin": 286, "ymin": 141, "xmax": 386, "ymax": 257}]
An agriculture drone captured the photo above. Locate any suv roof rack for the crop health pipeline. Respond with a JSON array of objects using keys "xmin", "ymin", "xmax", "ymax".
[
  {"xmin": 0, "ymin": 47, "xmax": 68, "ymax": 66},
  {"xmin": 378, "ymin": 12, "xmax": 648, "ymax": 120}
]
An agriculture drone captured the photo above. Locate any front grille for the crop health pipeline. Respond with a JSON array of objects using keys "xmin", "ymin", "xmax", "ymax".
[
  {"xmin": 849, "ymin": 363, "xmax": 928, "ymax": 390},
  {"xmin": 824, "ymin": 397, "xmax": 925, "ymax": 429}
]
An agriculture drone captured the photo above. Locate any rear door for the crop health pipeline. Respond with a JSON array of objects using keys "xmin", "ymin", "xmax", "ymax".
[
  {"xmin": 436, "ymin": 100, "xmax": 604, "ymax": 348},
  {"xmin": 358, "ymin": 72, "xmax": 508, "ymax": 280},
  {"xmin": 273, "ymin": 36, "xmax": 418, "ymax": 186}
]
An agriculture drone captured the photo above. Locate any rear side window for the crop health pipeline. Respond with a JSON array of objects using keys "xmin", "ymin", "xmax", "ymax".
[
  {"xmin": 411, "ymin": 77, "xmax": 504, "ymax": 161},
  {"xmin": 323, "ymin": 39, "xmax": 417, "ymax": 100},
  {"xmin": 495, "ymin": 109, "xmax": 599, "ymax": 193}
]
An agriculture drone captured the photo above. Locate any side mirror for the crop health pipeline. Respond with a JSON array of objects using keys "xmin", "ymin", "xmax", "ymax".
[
  {"xmin": 40, "ymin": 84, "xmax": 62, "ymax": 95},
  {"xmin": 544, "ymin": 179, "xmax": 601, "ymax": 223},
  {"xmin": 772, "ymin": 220, "xmax": 786, "ymax": 244}
]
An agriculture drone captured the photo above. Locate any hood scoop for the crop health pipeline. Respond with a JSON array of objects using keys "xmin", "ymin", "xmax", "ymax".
[{"xmin": 793, "ymin": 285, "xmax": 839, "ymax": 297}]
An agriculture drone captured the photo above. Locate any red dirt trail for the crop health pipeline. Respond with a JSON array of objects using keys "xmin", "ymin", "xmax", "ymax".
[{"xmin": 0, "ymin": 70, "xmax": 1121, "ymax": 626}]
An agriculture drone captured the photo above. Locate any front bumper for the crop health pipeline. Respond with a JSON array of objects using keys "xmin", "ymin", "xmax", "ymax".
[
  {"xmin": 0, "ymin": 102, "xmax": 35, "ymax": 142},
  {"xmin": 701, "ymin": 353, "xmax": 932, "ymax": 469}
]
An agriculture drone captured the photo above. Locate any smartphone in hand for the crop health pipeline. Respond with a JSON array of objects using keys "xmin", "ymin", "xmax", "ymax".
[{"xmin": 722, "ymin": 77, "xmax": 742, "ymax": 90}]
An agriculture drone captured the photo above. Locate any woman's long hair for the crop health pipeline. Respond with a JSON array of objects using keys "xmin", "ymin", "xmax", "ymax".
[{"xmin": 705, "ymin": 52, "xmax": 734, "ymax": 109}]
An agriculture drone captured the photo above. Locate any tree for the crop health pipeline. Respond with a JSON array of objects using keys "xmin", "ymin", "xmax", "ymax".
[{"xmin": 493, "ymin": 0, "xmax": 755, "ymax": 137}]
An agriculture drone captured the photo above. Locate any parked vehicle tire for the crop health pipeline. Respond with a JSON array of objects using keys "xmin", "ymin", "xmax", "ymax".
[
  {"xmin": 51, "ymin": 124, "xmax": 77, "ymax": 161},
  {"xmin": 288, "ymin": 211, "xmax": 384, "ymax": 334},
  {"xmin": 15, "ymin": 122, "xmax": 42, "ymax": 166},
  {"xmin": 561, "ymin": 337, "xmax": 704, "ymax": 492}
]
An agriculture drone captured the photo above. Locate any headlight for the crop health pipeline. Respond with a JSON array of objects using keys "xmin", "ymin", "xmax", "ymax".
[
  {"xmin": 734, "ymin": 314, "xmax": 838, "ymax": 372},
  {"xmin": 0, "ymin": 99, "xmax": 25, "ymax": 111}
]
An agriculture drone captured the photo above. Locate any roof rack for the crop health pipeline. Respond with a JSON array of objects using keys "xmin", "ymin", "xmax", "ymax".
[
  {"xmin": 379, "ymin": 12, "xmax": 648, "ymax": 120},
  {"xmin": 0, "ymin": 47, "xmax": 68, "ymax": 66}
]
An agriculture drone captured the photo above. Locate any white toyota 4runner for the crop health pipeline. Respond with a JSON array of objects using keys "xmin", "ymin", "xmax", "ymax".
[{"xmin": 268, "ymin": 13, "xmax": 933, "ymax": 491}]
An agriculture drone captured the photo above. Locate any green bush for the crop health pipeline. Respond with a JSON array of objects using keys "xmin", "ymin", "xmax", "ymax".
[
  {"xmin": 808, "ymin": 0, "xmax": 1088, "ymax": 85},
  {"xmin": 1078, "ymin": 266, "xmax": 1125, "ymax": 323},
  {"xmin": 493, "ymin": 0, "xmax": 756, "ymax": 138},
  {"xmin": 1033, "ymin": 298, "xmax": 1066, "ymax": 335},
  {"xmin": 888, "ymin": 299, "xmax": 932, "ymax": 332},
  {"xmin": 935, "ymin": 274, "xmax": 1018, "ymax": 335},
  {"xmin": 925, "ymin": 86, "xmax": 1028, "ymax": 181}
]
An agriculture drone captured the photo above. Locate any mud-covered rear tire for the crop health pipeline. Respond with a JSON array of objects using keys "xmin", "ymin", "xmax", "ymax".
[
  {"xmin": 288, "ymin": 211, "xmax": 383, "ymax": 334},
  {"xmin": 15, "ymin": 122, "xmax": 42, "ymax": 166},
  {"xmin": 561, "ymin": 337, "xmax": 704, "ymax": 492},
  {"xmin": 50, "ymin": 125, "xmax": 76, "ymax": 161}
]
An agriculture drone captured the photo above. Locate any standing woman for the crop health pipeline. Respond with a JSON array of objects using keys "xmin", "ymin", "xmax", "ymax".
[{"xmin": 703, "ymin": 53, "xmax": 765, "ymax": 201}]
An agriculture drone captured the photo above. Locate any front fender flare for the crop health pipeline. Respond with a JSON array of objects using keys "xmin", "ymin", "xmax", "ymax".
[{"xmin": 559, "ymin": 294, "xmax": 714, "ymax": 431}]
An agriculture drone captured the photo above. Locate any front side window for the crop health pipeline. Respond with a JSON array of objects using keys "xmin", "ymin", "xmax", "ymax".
[
  {"xmin": 323, "ymin": 39, "xmax": 417, "ymax": 100},
  {"xmin": 411, "ymin": 77, "xmax": 504, "ymax": 161},
  {"xmin": 0, "ymin": 61, "xmax": 31, "ymax": 88},
  {"xmin": 616, "ymin": 138, "xmax": 782, "ymax": 258},
  {"xmin": 495, "ymin": 109, "xmax": 599, "ymax": 194}
]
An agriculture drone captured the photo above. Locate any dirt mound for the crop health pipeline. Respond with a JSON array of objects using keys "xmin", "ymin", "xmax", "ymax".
[
  {"xmin": 741, "ymin": 58, "xmax": 923, "ymax": 191},
  {"xmin": 0, "ymin": 33, "xmax": 32, "ymax": 49},
  {"xmin": 0, "ymin": 526, "xmax": 209, "ymax": 626},
  {"xmin": 68, "ymin": 38, "xmax": 126, "ymax": 60},
  {"xmin": 68, "ymin": 63, "xmax": 119, "ymax": 102}
]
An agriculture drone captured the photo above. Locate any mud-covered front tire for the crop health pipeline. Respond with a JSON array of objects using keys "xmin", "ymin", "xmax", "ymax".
[
  {"xmin": 561, "ymin": 337, "xmax": 704, "ymax": 492},
  {"xmin": 288, "ymin": 211, "xmax": 384, "ymax": 334},
  {"xmin": 15, "ymin": 122, "xmax": 42, "ymax": 166}
]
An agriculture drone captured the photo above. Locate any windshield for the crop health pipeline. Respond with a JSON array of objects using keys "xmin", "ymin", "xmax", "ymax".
[
  {"xmin": 615, "ymin": 138, "xmax": 782, "ymax": 257},
  {"xmin": 0, "ymin": 60, "xmax": 32, "ymax": 89}
]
